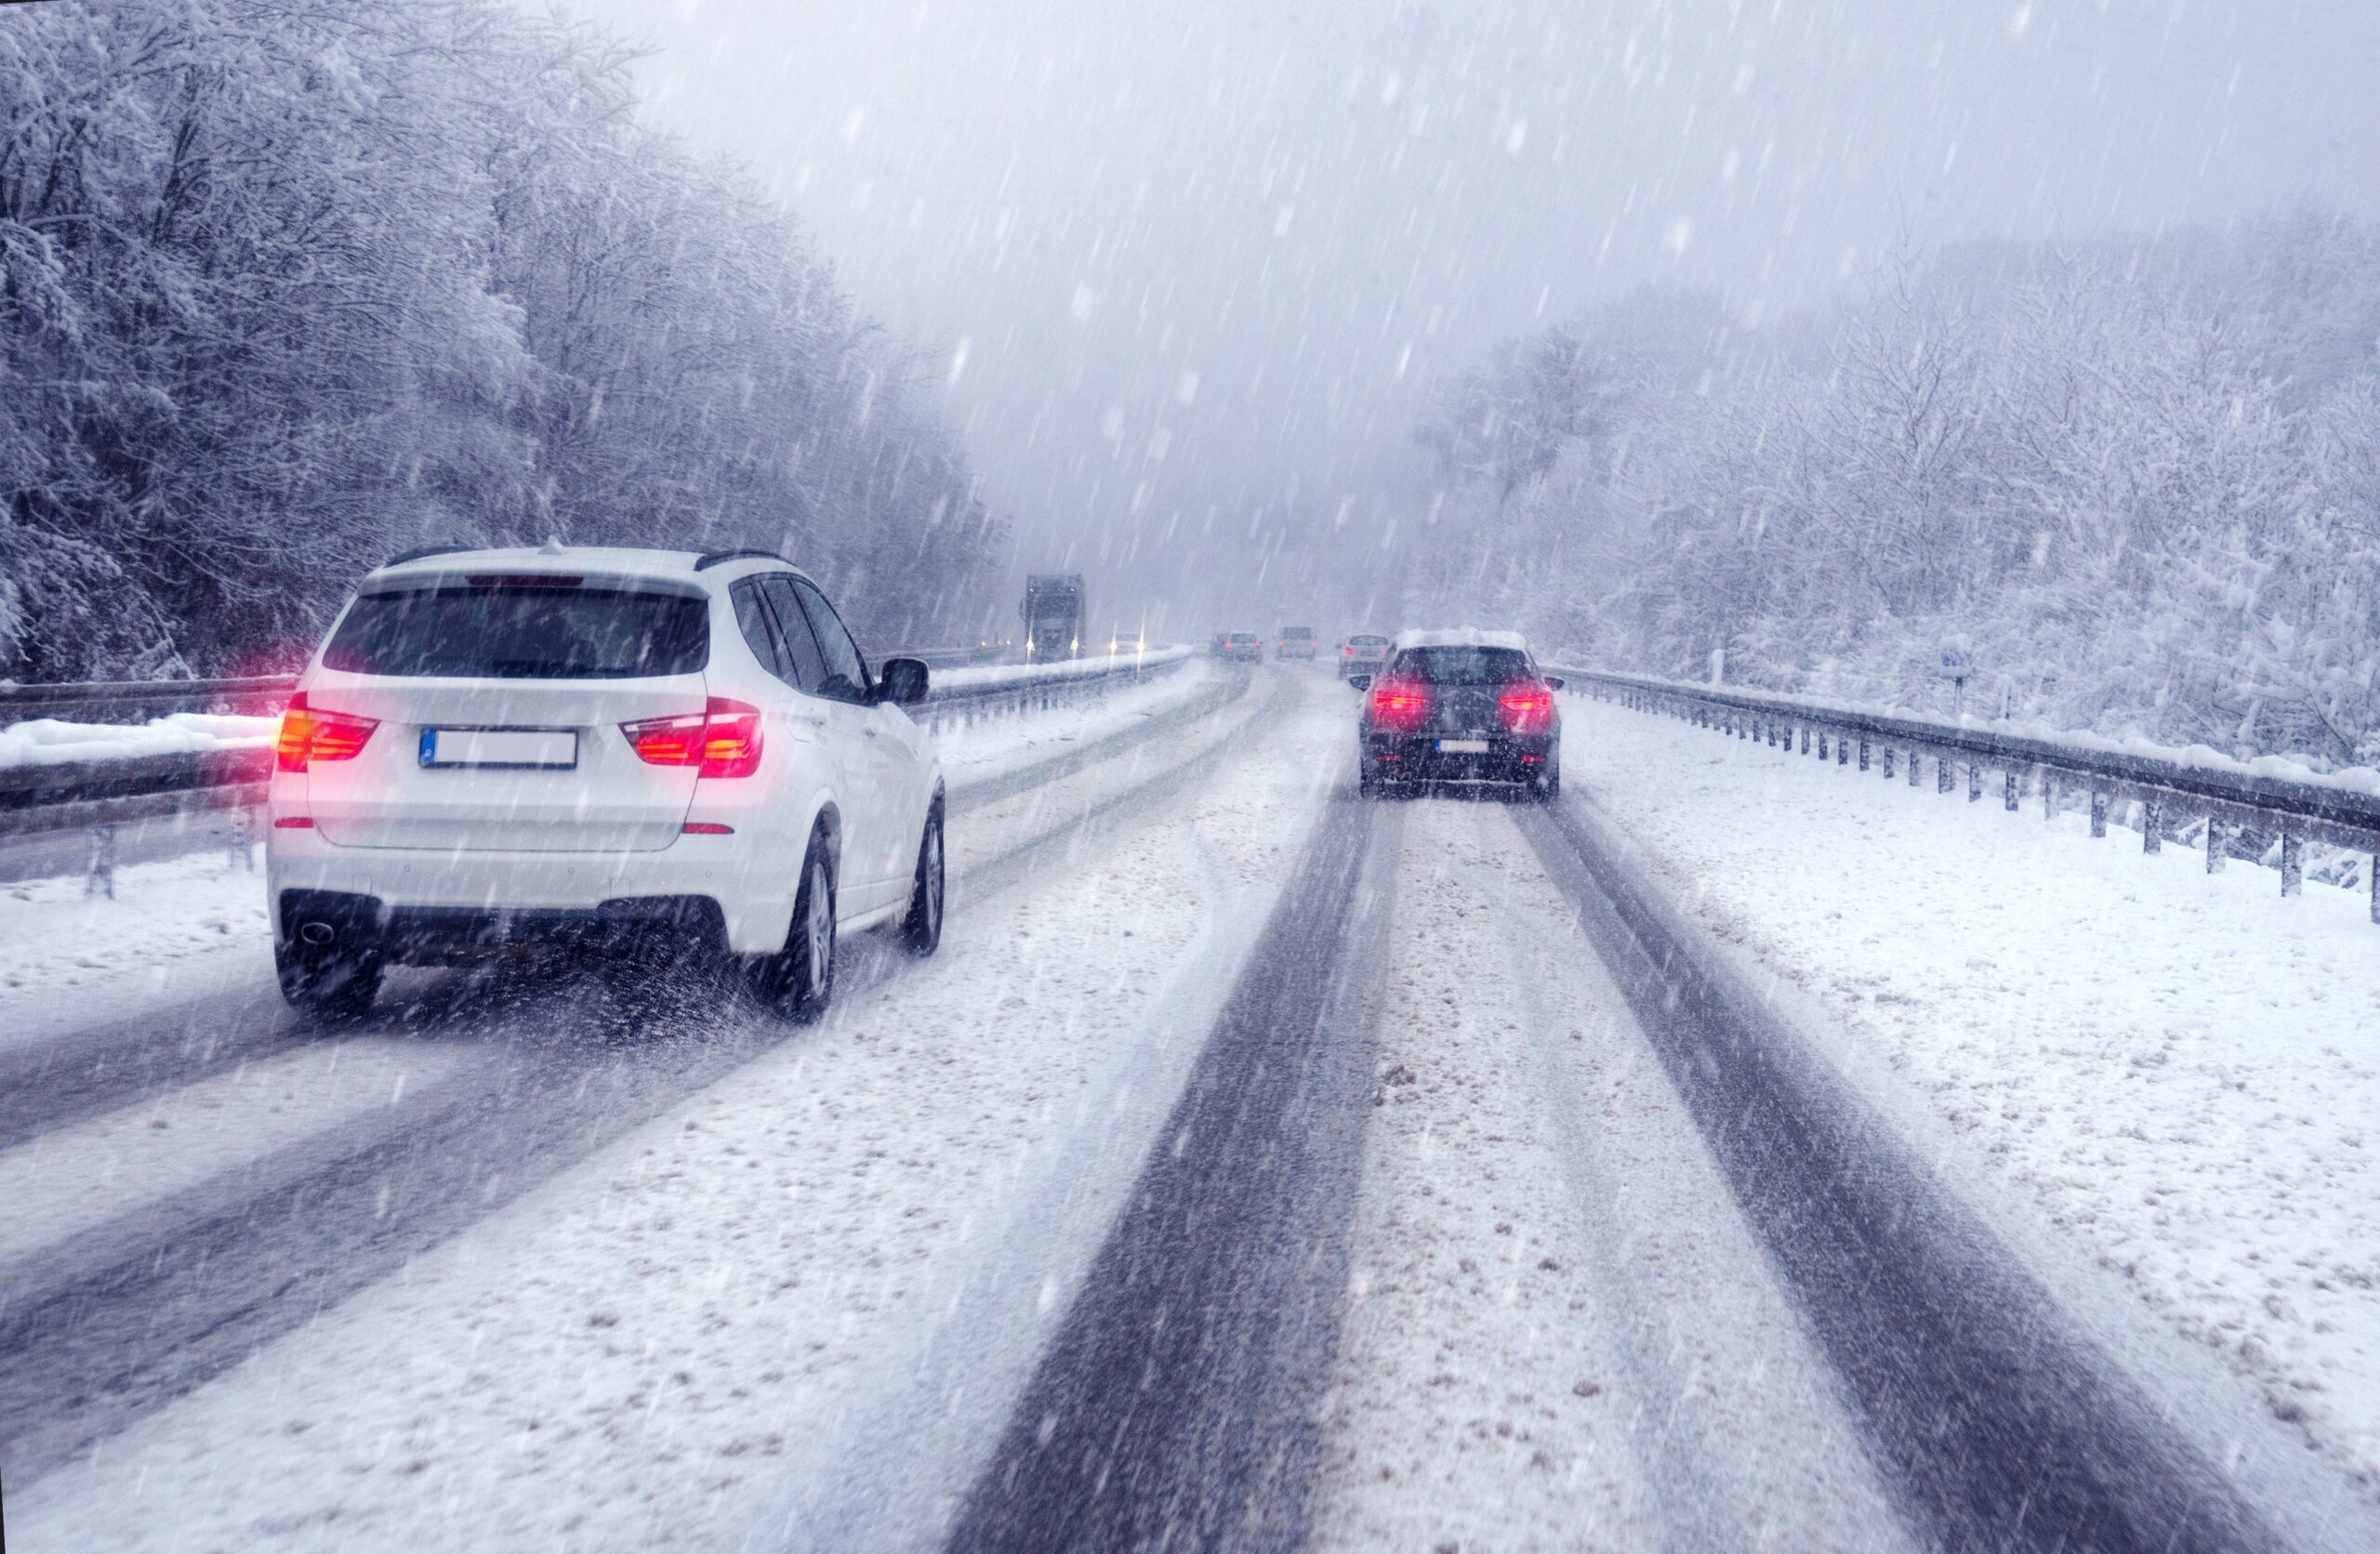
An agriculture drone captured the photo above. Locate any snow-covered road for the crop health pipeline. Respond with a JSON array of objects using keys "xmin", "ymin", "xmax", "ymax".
[{"xmin": 3, "ymin": 663, "xmax": 2375, "ymax": 1553}]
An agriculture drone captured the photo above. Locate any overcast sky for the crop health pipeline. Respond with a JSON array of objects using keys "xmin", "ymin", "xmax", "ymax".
[{"xmin": 564, "ymin": 0, "xmax": 2380, "ymax": 626}]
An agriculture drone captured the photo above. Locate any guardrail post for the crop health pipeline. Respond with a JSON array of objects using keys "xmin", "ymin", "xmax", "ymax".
[
  {"xmin": 1882, "ymin": 746, "xmax": 1897, "ymax": 779},
  {"xmin": 1838, "ymin": 735, "xmax": 1849, "ymax": 768},
  {"xmin": 1800, "ymin": 727, "xmax": 1810, "ymax": 755},
  {"xmin": 1938, "ymin": 757, "xmax": 1954, "ymax": 796},
  {"xmin": 225, "ymin": 808, "xmax": 255, "ymax": 873},
  {"xmin": 2004, "ymin": 770, "xmax": 2020, "ymax": 813},
  {"xmin": 1968, "ymin": 764, "xmax": 1982, "ymax": 802},
  {"xmin": 2041, "ymin": 772, "xmax": 2053, "ymax": 817},
  {"xmin": 1858, "ymin": 738, "xmax": 1870, "ymax": 772},
  {"xmin": 2204, "ymin": 819, "xmax": 2226, "ymax": 873},
  {"xmin": 1913, "ymin": 751, "xmax": 1924, "ymax": 788},
  {"xmin": 2281, "ymin": 831, "xmax": 2304, "ymax": 897},
  {"xmin": 2141, "ymin": 797, "xmax": 2162, "ymax": 852},
  {"xmin": 2090, "ymin": 791, "xmax": 2108, "ymax": 836},
  {"xmin": 2371, "ymin": 856, "xmax": 2378, "ymax": 925},
  {"xmin": 86, "ymin": 823, "xmax": 117, "ymax": 899}
]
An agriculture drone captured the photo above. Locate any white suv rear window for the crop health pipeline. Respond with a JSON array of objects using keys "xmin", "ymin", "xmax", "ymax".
[{"xmin": 323, "ymin": 585, "xmax": 708, "ymax": 678}]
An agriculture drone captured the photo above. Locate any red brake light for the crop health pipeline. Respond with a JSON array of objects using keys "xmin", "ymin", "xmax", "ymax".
[
  {"xmin": 276, "ymin": 692, "xmax": 378, "ymax": 771},
  {"xmin": 1499, "ymin": 682, "xmax": 1555, "ymax": 734},
  {"xmin": 622, "ymin": 698, "xmax": 763, "ymax": 778},
  {"xmin": 1368, "ymin": 675, "xmax": 1431, "ymax": 733}
]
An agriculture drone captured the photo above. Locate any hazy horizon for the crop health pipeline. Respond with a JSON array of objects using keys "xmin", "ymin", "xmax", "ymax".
[{"xmin": 563, "ymin": 0, "xmax": 2380, "ymax": 631}]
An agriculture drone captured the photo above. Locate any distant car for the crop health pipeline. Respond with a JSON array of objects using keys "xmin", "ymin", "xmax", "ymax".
[
  {"xmin": 1222, "ymin": 631, "xmax": 1263, "ymax": 663},
  {"xmin": 266, "ymin": 545, "xmax": 945, "ymax": 1022},
  {"xmin": 1277, "ymin": 626, "xmax": 1317, "ymax": 660},
  {"xmin": 1338, "ymin": 632, "xmax": 1390, "ymax": 679},
  {"xmin": 1352, "ymin": 628, "xmax": 1563, "ymax": 798},
  {"xmin": 1109, "ymin": 630, "xmax": 1144, "ymax": 654}
]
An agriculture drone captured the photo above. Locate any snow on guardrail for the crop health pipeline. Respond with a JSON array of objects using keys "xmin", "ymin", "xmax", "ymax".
[
  {"xmin": 931, "ymin": 645, "xmax": 1195, "ymax": 694},
  {"xmin": 1554, "ymin": 665, "xmax": 2380, "ymax": 923},
  {"xmin": 0, "ymin": 714, "xmax": 278, "ymax": 772},
  {"xmin": 0, "ymin": 648, "xmax": 1193, "ymax": 842}
]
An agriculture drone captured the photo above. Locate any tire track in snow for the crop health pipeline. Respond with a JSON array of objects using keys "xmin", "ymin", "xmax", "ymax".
[
  {"xmin": 1512, "ymin": 797, "xmax": 2282, "ymax": 1554},
  {"xmin": 945, "ymin": 784, "xmax": 1401, "ymax": 1554}
]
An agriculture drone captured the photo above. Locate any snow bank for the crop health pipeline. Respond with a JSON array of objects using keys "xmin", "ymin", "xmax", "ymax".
[
  {"xmin": 1569, "ymin": 694, "xmax": 2380, "ymax": 1490},
  {"xmin": 0, "ymin": 713, "xmax": 278, "ymax": 771},
  {"xmin": 932, "ymin": 644, "xmax": 1194, "ymax": 691},
  {"xmin": 1562, "ymin": 669, "xmax": 2380, "ymax": 803}
]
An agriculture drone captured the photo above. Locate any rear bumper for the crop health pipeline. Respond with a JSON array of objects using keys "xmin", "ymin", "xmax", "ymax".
[
  {"xmin": 267, "ymin": 827, "xmax": 794, "ymax": 955},
  {"xmin": 1362, "ymin": 731, "xmax": 1556, "ymax": 784},
  {"xmin": 278, "ymin": 888, "xmax": 726, "ymax": 967}
]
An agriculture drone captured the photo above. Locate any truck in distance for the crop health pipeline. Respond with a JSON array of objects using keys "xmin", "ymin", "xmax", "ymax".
[{"xmin": 1021, "ymin": 574, "xmax": 1086, "ymax": 660}]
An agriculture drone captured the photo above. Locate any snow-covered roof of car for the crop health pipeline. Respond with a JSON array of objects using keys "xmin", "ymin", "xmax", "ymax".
[{"xmin": 1393, "ymin": 628, "xmax": 1530, "ymax": 652}]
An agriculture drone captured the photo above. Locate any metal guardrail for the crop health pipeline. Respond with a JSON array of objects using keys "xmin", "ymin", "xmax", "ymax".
[
  {"xmin": 0, "ymin": 648, "xmax": 1180, "ymax": 838},
  {"xmin": 1554, "ymin": 666, "xmax": 2380, "ymax": 924}
]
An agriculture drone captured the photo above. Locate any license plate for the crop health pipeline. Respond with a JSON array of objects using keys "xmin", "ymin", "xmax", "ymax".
[
  {"xmin": 419, "ymin": 728, "xmax": 578, "ymax": 769},
  {"xmin": 1436, "ymin": 738, "xmax": 1490, "ymax": 754}
]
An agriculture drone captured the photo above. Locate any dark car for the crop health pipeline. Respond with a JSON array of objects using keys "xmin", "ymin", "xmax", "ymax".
[
  {"xmin": 1222, "ymin": 630, "xmax": 1263, "ymax": 663},
  {"xmin": 1352, "ymin": 630, "xmax": 1563, "ymax": 798}
]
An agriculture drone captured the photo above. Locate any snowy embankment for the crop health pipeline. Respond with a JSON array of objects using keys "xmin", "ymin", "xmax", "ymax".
[
  {"xmin": 1567, "ymin": 694, "xmax": 2380, "ymax": 1489},
  {"xmin": 1576, "ymin": 670, "xmax": 2380, "ymax": 801},
  {"xmin": 0, "ymin": 661, "xmax": 1220, "ymax": 1053},
  {"xmin": 932, "ymin": 656, "xmax": 1211, "ymax": 788},
  {"xmin": 9, "ymin": 669, "xmax": 1346, "ymax": 1552},
  {"xmin": 930, "ymin": 643, "xmax": 1195, "ymax": 692},
  {"xmin": 0, "ymin": 713, "xmax": 276, "ymax": 770}
]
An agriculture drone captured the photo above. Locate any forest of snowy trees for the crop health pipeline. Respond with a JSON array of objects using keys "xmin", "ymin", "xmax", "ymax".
[
  {"xmin": 0, "ymin": 0, "xmax": 1006, "ymax": 682},
  {"xmin": 1420, "ymin": 209, "xmax": 2380, "ymax": 771}
]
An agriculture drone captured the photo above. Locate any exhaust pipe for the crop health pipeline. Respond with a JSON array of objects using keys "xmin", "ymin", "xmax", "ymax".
[{"xmin": 298, "ymin": 921, "xmax": 337, "ymax": 947}]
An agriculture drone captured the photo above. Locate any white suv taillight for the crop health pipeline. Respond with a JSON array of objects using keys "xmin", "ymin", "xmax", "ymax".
[
  {"xmin": 276, "ymin": 692, "xmax": 379, "ymax": 772},
  {"xmin": 621, "ymin": 697, "xmax": 764, "ymax": 778}
]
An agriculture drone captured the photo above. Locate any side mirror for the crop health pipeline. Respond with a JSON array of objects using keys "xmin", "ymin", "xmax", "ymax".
[
  {"xmin": 1347, "ymin": 674, "xmax": 1372, "ymax": 691},
  {"xmin": 877, "ymin": 656, "xmax": 930, "ymax": 706},
  {"xmin": 1543, "ymin": 676, "xmax": 1566, "ymax": 691}
]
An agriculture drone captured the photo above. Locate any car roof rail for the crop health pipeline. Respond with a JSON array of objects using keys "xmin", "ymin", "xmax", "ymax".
[
  {"xmin": 382, "ymin": 543, "xmax": 478, "ymax": 567},
  {"xmin": 693, "ymin": 548, "xmax": 790, "ymax": 573}
]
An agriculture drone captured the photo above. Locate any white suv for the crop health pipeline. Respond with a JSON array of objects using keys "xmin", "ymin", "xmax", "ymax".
[{"xmin": 266, "ymin": 544, "xmax": 945, "ymax": 1021}]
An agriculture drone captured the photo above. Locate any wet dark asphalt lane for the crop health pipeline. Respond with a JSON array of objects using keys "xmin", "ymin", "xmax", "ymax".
[
  {"xmin": 945, "ymin": 774, "xmax": 2290, "ymax": 1554},
  {"xmin": 946, "ymin": 787, "xmax": 1402, "ymax": 1554}
]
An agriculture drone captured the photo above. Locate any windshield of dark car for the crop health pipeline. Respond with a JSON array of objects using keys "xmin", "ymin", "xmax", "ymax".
[{"xmin": 1393, "ymin": 646, "xmax": 1531, "ymax": 683}]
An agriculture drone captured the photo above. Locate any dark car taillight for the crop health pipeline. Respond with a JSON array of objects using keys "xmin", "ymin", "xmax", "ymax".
[
  {"xmin": 1499, "ymin": 682, "xmax": 1555, "ymax": 735},
  {"xmin": 1368, "ymin": 675, "xmax": 1431, "ymax": 733}
]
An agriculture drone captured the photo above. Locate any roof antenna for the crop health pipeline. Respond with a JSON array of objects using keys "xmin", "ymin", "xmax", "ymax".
[{"xmin": 539, "ymin": 534, "xmax": 567, "ymax": 555}]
